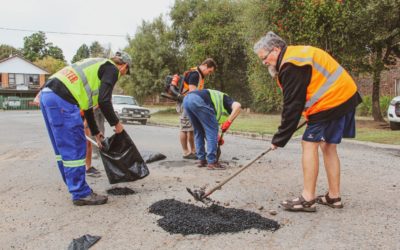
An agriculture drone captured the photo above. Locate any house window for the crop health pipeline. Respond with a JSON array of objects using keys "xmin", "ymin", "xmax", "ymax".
[
  {"xmin": 25, "ymin": 74, "xmax": 39, "ymax": 85},
  {"xmin": 8, "ymin": 73, "xmax": 15, "ymax": 86}
]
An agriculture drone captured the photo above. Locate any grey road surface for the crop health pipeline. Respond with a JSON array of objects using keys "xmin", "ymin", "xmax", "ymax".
[{"xmin": 0, "ymin": 110, "xmax": 399, "ymax": 250}]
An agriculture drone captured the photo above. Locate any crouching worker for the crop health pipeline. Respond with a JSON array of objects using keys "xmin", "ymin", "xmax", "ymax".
[
  {"xmin": 39, "ymin": 51, "xmax": 132, "ymax": 206},
  {"xmin": 183, "ymin": 89, "xmax": 241, "ymax": 170}
]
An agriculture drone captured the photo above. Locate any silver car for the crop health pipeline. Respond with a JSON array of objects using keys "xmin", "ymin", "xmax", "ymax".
[
  {"xmin": 112, "ymin": 95, "xmax": 151, "ymax": 125},
  {"xmin": 387, "ymin": 96, "xmax": 400, "ymax": 130}
]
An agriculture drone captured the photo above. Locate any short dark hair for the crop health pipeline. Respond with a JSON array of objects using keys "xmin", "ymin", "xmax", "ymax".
[{"xmin": 201, "ymin": 58, "xmax": 217, "ymax": 69}]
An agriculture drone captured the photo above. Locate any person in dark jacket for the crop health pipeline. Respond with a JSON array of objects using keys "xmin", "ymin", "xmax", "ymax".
[{"xmin": 254, "ymin": 31, "xmax": 362, "ymax": 212}]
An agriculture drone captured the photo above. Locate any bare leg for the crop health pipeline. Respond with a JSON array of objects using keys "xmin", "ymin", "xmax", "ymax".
[
  {"xmin": 84, "ymin": 122, "xmax": 92, "ymax": 171},
  {"xmin": 320, "ymin": 142, "xmax": 341, "ymax": 198},
  {"xmin": 180, "ymin": 131, "xmax": 190, "ymax": 156},
  {"xmin": 188, "ymin": 131, "xmax": 195, "ymax": 154},
  {"xmin": 301, "ymin": 140, "xmax": 320, "ymax": 201}
]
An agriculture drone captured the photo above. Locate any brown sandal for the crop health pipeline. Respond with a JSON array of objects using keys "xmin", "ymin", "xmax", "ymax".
[
  {"xmin": 316, "ymin": 192, "xmax": 343, "ymax": 208},
  {"xmin": 207, "ymin": 162, "xmax": 226, "ymax": 170},
  {"xmin": 281, "ymin": 196, "xmax": 317, "ymax": 212}
]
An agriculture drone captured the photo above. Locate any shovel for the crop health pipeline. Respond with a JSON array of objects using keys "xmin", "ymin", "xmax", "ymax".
[
  {"xmin": 216, "ymin": 132, "xmax": 224, "ymax": 162},
  {"xmin": 187, "ymin": 121, "xmax": 307, "ymax": 203}
]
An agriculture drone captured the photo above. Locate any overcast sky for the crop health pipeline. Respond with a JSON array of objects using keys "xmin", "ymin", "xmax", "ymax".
[{"xmin": 0, "ymin": 0, "xmax": 175, "ymax": 63}]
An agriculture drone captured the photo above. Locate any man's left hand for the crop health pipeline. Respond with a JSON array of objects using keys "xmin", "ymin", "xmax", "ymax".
[
  {"xmin": 95, "ymin": 132, "xmax": 104, "ymax": 149},
  {"xmin": 114, "ymin": 122, "xmax": 124, "ymax": 134},
  {"xmin": 218, "ymin": 134, "xmax": 224, "ymax": 145}
]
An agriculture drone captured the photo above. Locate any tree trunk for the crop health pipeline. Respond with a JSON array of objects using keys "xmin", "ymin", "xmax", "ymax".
[{"xmin": 371, "ymin": 66, "xmax": 385, "ymax": 122}]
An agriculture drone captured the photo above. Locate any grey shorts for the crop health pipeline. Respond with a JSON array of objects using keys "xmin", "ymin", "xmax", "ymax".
[{"xmin": 179, "ymin": 108, "xmax": 194, "ymax": 132}]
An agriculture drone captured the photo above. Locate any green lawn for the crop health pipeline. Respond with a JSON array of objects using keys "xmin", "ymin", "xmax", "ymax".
[{"xmin": 148, "ymin": 109, "xmax": 400, "ymax": 145}]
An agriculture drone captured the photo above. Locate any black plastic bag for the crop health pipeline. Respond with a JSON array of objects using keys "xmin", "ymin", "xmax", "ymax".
[
  {"xmin": 100, "ymin": 130, "xmax": 149, "ymax": 184},
  {"xmin": 68, "ymin": 234, "xmax": 101, "ymax": 250},
  {"xmin": 141, "ymin": 151, "xmax": 167, "ymax": 163}
]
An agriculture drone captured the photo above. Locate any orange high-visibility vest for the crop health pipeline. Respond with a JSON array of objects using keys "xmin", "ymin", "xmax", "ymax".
[
  {"xmin": 182, "ymin": 67, "xmax": 204, "ymax": 94},
  {"xmin": 278, "ymin": 46, "xmax": 357, "ymax": 120}
]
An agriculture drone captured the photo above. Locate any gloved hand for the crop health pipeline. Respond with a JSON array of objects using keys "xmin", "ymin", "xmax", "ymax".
[
  {"xmin": 177, "ymin": 94, "xmax": 184, "ymax": 103},
  {"xmin": 218, "ymin": 134, "xmax": 224, "ymax": 145},
  {"xmin": 221, "ymin": 120, "xmax": 232, "ymax": 132}
]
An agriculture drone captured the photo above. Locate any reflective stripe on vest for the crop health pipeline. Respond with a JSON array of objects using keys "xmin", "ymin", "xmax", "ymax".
[
  {"xmin": 51, "ymin": 58, "xmax": 119, "ymax": 110},
  {"xmin": 281, "ymin": 56, "xmax": 344, "ymax": 109},
  {"xmin": 279, "ymin": 46, "xmax": 357, "ymax": 119},
  {"xmin": 71, "ymin": 58, "xmax": 104, "ymax": 108},
  {"xmin": 208, "ymin": 89, "xmax": 229, "ymax": 124}
]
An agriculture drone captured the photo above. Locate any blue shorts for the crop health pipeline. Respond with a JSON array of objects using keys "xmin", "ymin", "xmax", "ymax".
[{"xmin": 302, "ymin": 110, "xmax": 356, "ymax": 144}]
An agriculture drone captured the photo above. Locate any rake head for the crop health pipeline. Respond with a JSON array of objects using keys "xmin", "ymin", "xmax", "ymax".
[{"xmin": 186, "ymin": 187, "xmax": 212, "ymax": 204}]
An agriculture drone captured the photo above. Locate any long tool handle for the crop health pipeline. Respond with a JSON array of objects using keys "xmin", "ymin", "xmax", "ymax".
[
  {"xmin": 203, "ymin": 120, "xmax": 307, "ymax": 199},
  {"xmin": 85, "ymin": 135, "xmax": 99, "ymax": 148},
  {"xmin": 204, "ymin": 148, "xmax": 272, "ymax": 198}
]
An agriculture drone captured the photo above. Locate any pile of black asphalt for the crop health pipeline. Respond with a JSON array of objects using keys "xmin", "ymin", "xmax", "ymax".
[
  {"xmin": 149, "ymin": 199, "xmax": 280, "ymax": 235},
  {"xmin": 106, "ymin": 187, "xmax": 136, "ymax": 196}
]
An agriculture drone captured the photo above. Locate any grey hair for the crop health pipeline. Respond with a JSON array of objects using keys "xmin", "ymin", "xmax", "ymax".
[{"xmin": 253, "ymin": 31, "xmax": 286, "ymax": 54}]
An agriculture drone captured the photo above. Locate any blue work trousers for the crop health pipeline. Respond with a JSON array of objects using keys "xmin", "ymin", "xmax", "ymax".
[
  {"xmin": 40, "ymin": 88, "xmax": 91, "ymax": 200},
  {"xmin": 183, "ymin": 93, "xmax": 219, "ymax": 164}
]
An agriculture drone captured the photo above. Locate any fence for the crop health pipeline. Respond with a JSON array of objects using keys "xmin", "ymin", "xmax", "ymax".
[{"xmin": 0, "ymin": 96, "xmax": 40, "ymax": 110}]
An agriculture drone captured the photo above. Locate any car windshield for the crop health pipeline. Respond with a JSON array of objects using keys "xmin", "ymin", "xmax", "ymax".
[{"xmin": 113, "ymin": 96, "xmax": 137, "ymax": 105}]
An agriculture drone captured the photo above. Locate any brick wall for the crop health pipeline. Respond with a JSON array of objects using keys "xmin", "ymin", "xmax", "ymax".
[
  {"xmin": 356, "ymin": 66, "xmax": 400, "ymax": 97},
  {"xmin": 1, "ymin": 73, "xmax": 8, "ymax": 88}
]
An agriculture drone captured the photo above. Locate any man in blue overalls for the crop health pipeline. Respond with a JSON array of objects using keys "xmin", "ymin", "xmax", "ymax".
[{"xmin": 39, "ymin": 51, "xmax": 131, "ymax": 206}]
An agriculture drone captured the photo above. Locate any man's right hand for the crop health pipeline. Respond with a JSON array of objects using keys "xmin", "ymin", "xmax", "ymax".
[{"xmin": 114, "ymin": 122, "xmax": 124, "ymax": 134}]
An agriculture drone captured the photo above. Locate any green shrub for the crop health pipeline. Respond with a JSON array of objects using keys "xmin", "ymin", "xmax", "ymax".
[{"xmin": 356, "ymin": 95, "xmax": 391, "ymax": 117}]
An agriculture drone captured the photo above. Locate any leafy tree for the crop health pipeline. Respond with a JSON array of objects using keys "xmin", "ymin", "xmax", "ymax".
[
  {"xmin": 171, "ymin": 0, "xmax": 251, "ymax": 106},
  {"xmin": 23, "ymin": 31, "xmax": 48, "ymax": 61},
  {"xmin": 72, "ymin": 44, "xmax": 90, "ymax": 63},
  {"xmin": 121, "ymin": 16, "xmax": 180, "ymax": 102},
  {"xmin": 47, "ymin": 44, "xmax": 65, "ymax": 61},
  {"xmin": 0, "ymin": 44, "xmax": 21, "ymax": 60},
  {"xmin": 22, "ymin": 31, "xmax": 65, "ymax": 62},
  {"xmin": 34, "ymin": 56, "xmax": 66, "ymax": 75},
  {"xmin": 89, "ymin": 41, "xmax": 105, "ymax": 57},
  {"xmin": 352, "ymin": 0, "xmax": 400, "ymax": 122}
]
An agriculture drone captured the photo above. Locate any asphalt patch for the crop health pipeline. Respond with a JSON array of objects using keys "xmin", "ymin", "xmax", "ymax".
[
  {"xmin": 106, "ymin": 187, "xmax": 136, "ymax": 195},
  {"xmin": 149, "ymin": 199, "xmax": 280, "ymax": 235}
]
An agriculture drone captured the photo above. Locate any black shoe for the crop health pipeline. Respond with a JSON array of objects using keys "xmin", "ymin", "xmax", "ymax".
[
  {"xmin": 183, "ymin": 153, "xmax": 197, "ymax": 160},
  {"xmin": 86, "ymin": 167, "xmax": 101, "ymax": 178},
  {"xmin": 73, "ymin": 192, "xmax": 108, "ymax": 206}
]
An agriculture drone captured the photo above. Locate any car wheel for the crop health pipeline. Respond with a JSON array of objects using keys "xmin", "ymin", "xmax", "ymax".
[
  {"xmin": 389, "ymin": 121, "xmax": 400, "ymax": 130},
  {"xmin": 140, "ymin": 120, "xmax": 147, "ymax": 125}
]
